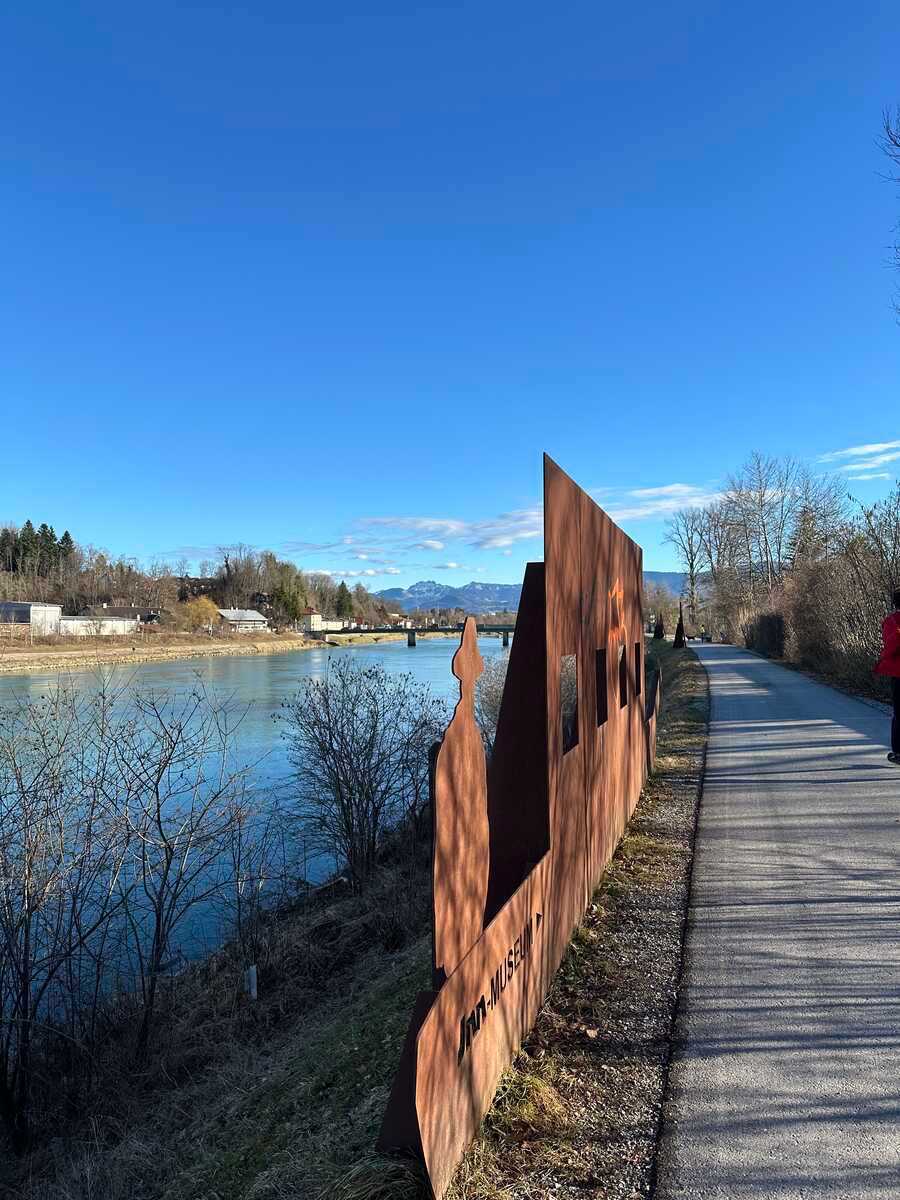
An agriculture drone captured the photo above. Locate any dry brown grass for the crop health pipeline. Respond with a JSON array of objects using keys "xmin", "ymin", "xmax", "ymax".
[{"xmin": 1, "ymin": 850, "xmax": 434, "ymax": 1200}]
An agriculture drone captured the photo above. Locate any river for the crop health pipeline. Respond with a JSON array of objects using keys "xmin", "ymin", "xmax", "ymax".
[
  {"xmin": 0, "ymin": 636, "xmax": 510, "ymax": 960},
  {"xmin": 0, "ymin": 634, "xmax": 509, "ymax": 792}
]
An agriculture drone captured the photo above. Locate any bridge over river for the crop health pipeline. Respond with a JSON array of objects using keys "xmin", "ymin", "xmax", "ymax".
[{"xmin": 324, "ymin": 624, "xmax": 516, "ymax": 647}]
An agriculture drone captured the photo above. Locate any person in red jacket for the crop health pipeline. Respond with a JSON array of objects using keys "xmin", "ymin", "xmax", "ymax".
[{"xmin": 874, "ymin": 588, "xmax": 900, "ymax": 764}]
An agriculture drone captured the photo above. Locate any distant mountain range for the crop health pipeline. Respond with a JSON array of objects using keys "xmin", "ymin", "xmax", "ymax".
[
  {"xmin": 376, "ymin": 571, "xmax": 686, "ymax": 614},
  {"xmin": 642, "ymin": 570, "xmax": 688, "ymax": 596}
]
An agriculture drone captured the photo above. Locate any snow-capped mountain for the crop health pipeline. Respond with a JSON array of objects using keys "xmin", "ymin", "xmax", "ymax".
[{"xmin": 376, "ymin": 572, "xmax": 685, "ymax": 614}]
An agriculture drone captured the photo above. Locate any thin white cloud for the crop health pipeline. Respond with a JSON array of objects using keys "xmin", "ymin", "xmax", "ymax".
[
  {"xmin": 359, "ymin": 485, "xmax": 722, "ymax": 560},
  {"xmin": 309, "ymin": 566, "xmax": 401, "ymax": 579},
  {"xmin": 608, "ymin": 485, "xmax": 722, "ymax": 522},
  {"xmin": 818, "ymin": 440, "xmax": 900, "ymax": 463},
  {"xmin": 818, "ymin": 438, "xmax": 900, "ymax": 481},
  {"xmin": 281, "ymin": 538, "xmax": 346, "ymax": 554},
  {"xmin": 833, "ymin": 452, "xmax": 900, "ymax": 474},
  {"xmin": 361, "ymin": 516, "xmax": 469, "ymax": 538},
  {"xmin": 436, "ymin": 561, "xmax": 466, "ymax": 570},
  {"xmin": 360, "ymin": 508, "xmax": 542, "ymax": 551},
  {"xmin": 468, "ymin": 506, "xmax": 543, "ymax": 549},
  {"xmin": 627, "ymin": 483, "xmax": 709, "ymax": 499}
]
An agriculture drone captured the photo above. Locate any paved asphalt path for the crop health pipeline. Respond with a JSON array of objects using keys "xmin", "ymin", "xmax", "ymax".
[{"xmin": 655, "ymin": 645, "xmax": 900, "ymax": 1200}]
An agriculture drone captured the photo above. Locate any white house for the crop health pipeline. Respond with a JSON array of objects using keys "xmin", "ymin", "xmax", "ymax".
[
  {"xmin": 0, "ymin": 602, "xmax": 62, "ymax": 636},
  {"xmin": 217, "ymin": 608, "xmax": 269, "ymax": 633},
  {"xmin": 298, "ymin": 610, "xmax": 350, "ymax": 633},
  {"xmin": 59, "ymin": 615, "xmax": 140, "ymax": 638},
  {"xmin": 299, "ymin": 609, "xmax": 323, "ymax": 633}
]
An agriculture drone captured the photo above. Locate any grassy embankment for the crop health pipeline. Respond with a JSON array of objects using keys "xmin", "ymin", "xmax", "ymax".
[{"xmin": 6, "ymin": 639, "xmax": 707, "ymax": 1200}]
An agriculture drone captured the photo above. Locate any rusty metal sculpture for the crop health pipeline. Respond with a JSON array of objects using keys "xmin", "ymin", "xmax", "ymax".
[
  {"xmin": 378, "ymin": 455, "xmax": 661, "ymax": 1198},
  {"xmin": 432, "ymin": 627, "xmax": 489, "ymax": 983}
]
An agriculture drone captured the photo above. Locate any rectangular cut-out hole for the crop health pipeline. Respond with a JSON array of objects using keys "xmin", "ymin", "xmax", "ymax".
[
  {"xmin": 618, "ymin": 644, "xmax": 628, "ymax": 708},
  {"xmin": 635, "ymin": 642, "xmax": 642, "ymax": 695},
  {"xmin": 596, "ymin": 648, "xmax": 608, "ymax": 726},
  {"xmin": 560, "ymin": 654, "xmax": 578, "ymax": 754}
]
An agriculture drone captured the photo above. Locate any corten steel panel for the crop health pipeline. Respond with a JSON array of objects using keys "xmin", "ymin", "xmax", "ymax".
[
  {"xmin": 432, "ymin": 627, "xmax": 490, "ymax": 982},
  {"xmin": 378, "ymin": 455, "xmax": 656, "ymax": 1199},
  {"xmin": 483, "ymin": 562, "xmax": 549, "ymax": 925},
  {"xmin": 542, "ymin": 455, "xmax": 589, "ymax": 971}
]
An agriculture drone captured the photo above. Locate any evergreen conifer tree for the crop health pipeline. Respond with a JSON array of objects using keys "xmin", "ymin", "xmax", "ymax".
[
  {"xmin": 674, "ymin": 601, "xmax": 686, "ymax": 649},
  {"xmin": 37, "ymin": 524, "xmax": 58, "ymax": 576},
  {"xmin": 58, "ymin": 530, "xmax": 75, "ymax": 561},
  {"xmin": 0, "ymin": 528, "xmax": 15, "ymax": 573},
  {"xmin": 17, "ymin": 521, "xmax": 38, "ymax": 575},
  {"xmin": 336, "ymin": 581, "xmax": 354, "ymax": 620}
]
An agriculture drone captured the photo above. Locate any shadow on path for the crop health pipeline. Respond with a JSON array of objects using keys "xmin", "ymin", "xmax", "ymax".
[{"xmin": 654, "ymin": 645, "xmax": 900, "ymax": 1200}]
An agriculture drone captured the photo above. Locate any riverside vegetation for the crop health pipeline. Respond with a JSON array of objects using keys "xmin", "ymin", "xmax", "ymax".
[
  {"xmin": 664, "ymin": 454, "xmax": 900, "ymax": 700},
  {"xmin": 0, "ymin": 658, "xmax": 446, "ymax": 1195},
  {"xmin": 0, "ymin": 636, "xmax": 708, "ymax": 1200},
  {"xmin": 0, "ymin": 526, "xmax": 397, "ymax": 633}
]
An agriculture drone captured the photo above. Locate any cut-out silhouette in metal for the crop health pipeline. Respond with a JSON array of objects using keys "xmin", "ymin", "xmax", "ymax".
[
  {"xmin": 432, "ymin": 623, "xmax": 489, "ymax": 984},
  {"xmin": 378, "ymin": 455, "xmax": 661, "ymax": 1198}
]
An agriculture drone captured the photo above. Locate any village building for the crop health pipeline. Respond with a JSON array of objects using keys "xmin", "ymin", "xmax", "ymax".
[
  {"xmin": 298, "ymin": 608, "xmax": 348, "ymax": 633},
  {"xmin": 0, "ymin": 603, "xmax": 142, "ymax": 638},
  {"xmin": 0, "ymin": 601, "xmax": 63, "ymax": 636},
  {"xmin": 299, "ymin": 608, "xmax": 323, "ymax": 632},
  {"xmin": 217, "ymin": 608, "xmax": 269, "ymax": 633},
  {"xmin": 60, "ymin": 615, "xmax": 140, "ymax": 637},
  {"xmin": 83, "ymin": 604, "xmax": 161, "ymax": 624}
]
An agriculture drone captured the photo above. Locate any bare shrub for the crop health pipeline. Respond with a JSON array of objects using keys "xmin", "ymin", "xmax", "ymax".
[
  {"xmin": 664, "ymin": 457, "xmax": 900, "ymax": 692},
  {"xmin": 0, "ymin": 683, "xmax": 130, "ymax": 1151},
  {"xmin": 279, "ymin": 659, "xmax": 446, "ymax": 893},
  {"xmin": 111, "ymin": 688, "xmax": 252, "ymax": 1061},
  {"xmin": 0, "ymin": 679, "xmax": 258, "ymax": 1148},
  {"xmin": 474, "ymin": 652, "xmax": 509, "ymax": 751}
]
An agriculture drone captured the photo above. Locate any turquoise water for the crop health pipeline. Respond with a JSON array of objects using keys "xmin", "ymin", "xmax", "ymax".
[
  {"xmin": 0, "ymin": 635, "xmax": 509, "ymax": 796},
  {"xmin": 0, "ymin": 637, "xmax": 510, "ymax": 914}
]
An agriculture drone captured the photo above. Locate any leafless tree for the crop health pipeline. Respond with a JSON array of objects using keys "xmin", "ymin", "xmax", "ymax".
[
  {"xmin": 111, "ymin": 688, "xmax": 250, "ymax": 1062},
  {"xmin": 664, "ymin": 509, "xmax": 703, "ymax": 622},
  {"xmin": 220, "ymin": 799, "xmax": 290, "ymax": 979},
  {"xmin": 0, "ymin": 674, "xmax": 261, "ymax": 1147},
  {"xmin": 0, "ymin": 683, "xmax": 129, "ymax": 1151},
  {"xmin": 474, "ymin": 653, "xmax": 509, "ymax": 751},
  {"xmin": 881, "ymin": 106, "xmax": 900, "ymax": 316},
  {"xmin": 279, "ymin": 660, "xmax": 446, "ymax": 892}
]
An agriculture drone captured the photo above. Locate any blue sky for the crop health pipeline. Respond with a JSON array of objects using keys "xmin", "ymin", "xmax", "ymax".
[{"xmin": 3, "ymin": 3, "xmax": 900, "ymax": 588}]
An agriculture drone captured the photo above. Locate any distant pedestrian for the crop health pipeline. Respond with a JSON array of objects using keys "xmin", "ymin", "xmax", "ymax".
[{"xmin": 874, "ymin": 588, "xmax": 900, "ymax": 765}]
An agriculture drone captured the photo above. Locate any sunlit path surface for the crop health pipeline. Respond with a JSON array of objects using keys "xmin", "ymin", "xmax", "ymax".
[{"xmin": 656, "ymin": 645, "xmax": 900, "ymax": 1199}]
